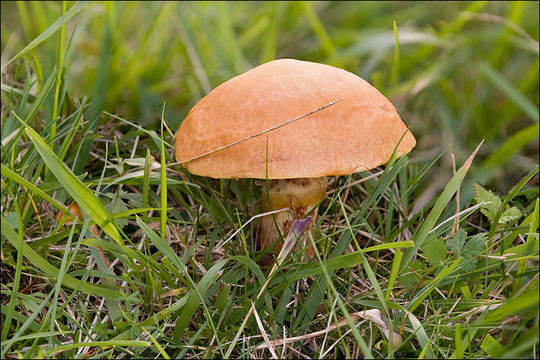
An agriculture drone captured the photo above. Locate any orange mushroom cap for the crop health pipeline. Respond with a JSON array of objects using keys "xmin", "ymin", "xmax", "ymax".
[
  {"xmin": 55, "ymin": 203, "xmax": 82, "ymax": 225},
  {"xmin": 175, "ymin": 59, "xmax": 415, "ymax": 179}
]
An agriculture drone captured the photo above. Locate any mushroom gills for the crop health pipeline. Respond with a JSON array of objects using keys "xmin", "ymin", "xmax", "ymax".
[{"xmin": 259, "ymin": 177, "xmax": 327, "ymax": 260}]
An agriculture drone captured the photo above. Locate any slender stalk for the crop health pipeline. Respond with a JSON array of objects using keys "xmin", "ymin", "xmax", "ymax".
[{"xmin": 50, "ymin": 1, "xmax": 67, "ymax": 144}]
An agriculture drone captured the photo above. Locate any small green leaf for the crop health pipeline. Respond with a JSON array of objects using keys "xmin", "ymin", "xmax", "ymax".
[
  {"xmin": 448, "ymin": 230, "xmax": 486, "ymax": 272},
  {"xmin": 448, "ymin": 229, "xmax": 466, "ymax": 254},
  {"xmin": 499, "ymin": 206, "xmax": 522, "ymax": 225},
  {"xmin": 461, "ymin": 233, "xmax": 486, "ymax": 258},
  {"xmin": 460, "ymin": 233, "xmax": 486, "ymax": 272},
  {"xmin": 422, "ymin": 237, "xmax": 447, "ymax": 267},
  {"xmin": 474, "ymin": 183, "xmax": 522, "ymax": 225},
  {"xmin": 474, "ymin": 183, "xmax": 502, "ymax": 223},
  {"xmin": 106, "ymin": 197, "xmax": 129, "ymax": 229},
  {"xmin": 459, "ymin": 257, "xmax": 476, "ymax": 272}
]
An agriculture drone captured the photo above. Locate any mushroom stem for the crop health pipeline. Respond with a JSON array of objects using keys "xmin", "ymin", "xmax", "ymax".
[{"xmin": 260, "ymin": 177, "xmax": 327, "ymax": 260}]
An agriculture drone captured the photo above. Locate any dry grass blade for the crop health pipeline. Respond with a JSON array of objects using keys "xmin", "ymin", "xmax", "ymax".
[
  {"xmin": 214, "ymin": 208, "xmax": 290, "ymax": 251},
  {"xmin": 225, "ymin": 218, "xmax": 310, "ymax": 357},
  {"xmin": 252, "ymin": 301, "xmax": 279, "ymax": 359},
  {"xmin": 255, "ymin": 309, "xmax": 402, "ymax": 350},
  {"xmin": 173, "ymin": 99, "xmax": 342, "ymax": 165},
  {"xmin": 428, "ymin": 202, "xmax": 490, "ymax": 235}
]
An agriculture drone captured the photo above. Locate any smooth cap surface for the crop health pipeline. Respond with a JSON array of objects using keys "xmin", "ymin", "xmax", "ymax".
[{"xmin": 175, "ymin": 59, "xmax": 416, "ymax": 179}]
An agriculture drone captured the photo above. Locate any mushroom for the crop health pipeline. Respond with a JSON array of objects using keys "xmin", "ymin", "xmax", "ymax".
[
  {"xmin": 55, "ymin": 203, "xmax": 101, "ymax": 238},
  {"xmin": 174, "ymin": 59, "xmax": 415, "ymax": 261},
  {"xmin": 55, "ymin": 203, "xmax": 83, "ymax": 226}
]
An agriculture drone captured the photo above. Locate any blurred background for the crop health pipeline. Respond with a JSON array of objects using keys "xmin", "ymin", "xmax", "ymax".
[{"xmin": 1, "ymin": 1, "xmax": 539, "ymax": 199}]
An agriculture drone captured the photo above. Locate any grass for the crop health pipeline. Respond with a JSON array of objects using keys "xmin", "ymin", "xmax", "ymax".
[{"xmin": 1, "ymin": 1, "xmax": 539, "ymax": 358}]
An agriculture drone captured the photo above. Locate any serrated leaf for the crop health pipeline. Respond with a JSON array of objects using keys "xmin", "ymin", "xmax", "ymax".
[
  {"xmin": 474, "ymin": 183, "xmax": 523, "ymax": 225},
  {"xmin": 448, "ymin": 229, "xmax": 466, "ymax": 253},
  {"xmin": 499, "ymin": 206, "xmax": 522, "ymax": 225},
  {"xmin": 422, "ymin": 237, "xmax": 447, "ymax": 266},
  {"xmin": 449, "ymin": 232, "xmax": 486, "ymax": 272},
  {"xmin": 474, "ymin": 183, "xmax": 501, "ymax": 223},
  {"xmin": 462, "ymin": 233, "xmax": 486, "ymax": 259},
  {"xmin": 460, "ymin": 257, "xmax": 477, "ymax": 272}
]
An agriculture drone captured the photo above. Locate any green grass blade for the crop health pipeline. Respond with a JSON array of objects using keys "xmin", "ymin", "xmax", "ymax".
[
  {"xmin": 1, "ymin": 193, "xmax": 23, "ymax": 342},
  {"xmin": 404, "ymin": 309, "xmax": 436, "ymax": 359},
  {"xmin": 385, "ymin": 249, "xmax": 403, "ymax": 301},
  {"xmin": 406, "ymin": 258, "xmax": 461, "ymax": 313},
  {"xmin": 481, "ymin": 333, "xmax": 505, "ymax": 358},
  {"xmin": 454, "ymin": 323, "xmax": 463, "ymax": 359},
  {"xmin": 173, "ymin": 259, "xmax": 228, "ymax": 341},
  {"xmin": 49, "ymin": 0, "xmax": 68, "ymax": 142},
  {"xmin": 390, "ymin": 21, "xmax": 400, "ymax": 85},
  {"xmin": 47, "ymin": 219, "xmax": 77, "ymax": 340},
  {"xmin": 143, "ymin": 328, "xmax": 170, "ymax": 359},
  {"xmin": 42, "ymin": 340, "xmax": 151, "ymax": 357},
  {"xmin": 302, "ymin": 1, "xmax": 336, "ymax": 58},
  {"xmin": 143, "ymin": 149, "xmax": 153, "ymax": 223},
  {"xmin": 1, "ymin": 331, "xmax": 67, "ymax": 351},
  {"xmin": 363, "ymin": 241, "xmax": 414, "ymax": 253},
  {"xmin": 400, "ymin": 143, "xmax": 481, "ymax": 272},
  {"xmin": 160, "ymin": 103, "xmax": 167, "ymax": 240},
  {"xmin": 1, "ymin": 164, "xmax": 68, "ymax": 217},
  {"xmin": 1, "ymin": 216, "xmax": 121, "ymax": 298},
  {"xmin": 479, "ymin": 61, "xmax": 539, "ymax": 123},
  {"xmin": 136, "ymin": 216, "xmax": 184, "ymax": 271},
  {"xmin": 1, "ymin": 2, "xmax": 87, "ymax": 69},
  {"xmin": 22, "ymin": 121, "xmax": 123, "ymax": 245},
  {"xmin": 58, "ymin": 102, "xmax": 86, "ymax": 162}
]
